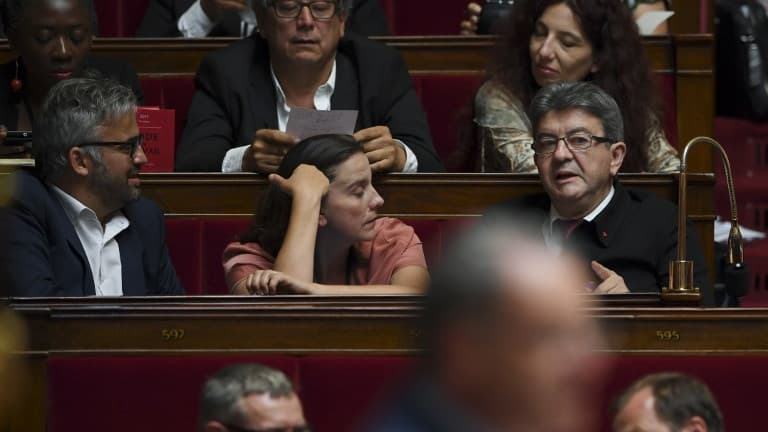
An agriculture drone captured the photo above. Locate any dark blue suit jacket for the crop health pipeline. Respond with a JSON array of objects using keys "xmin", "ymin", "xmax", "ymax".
[{"xmin": 0, "ymin": 170, "xmax": 184, "ymax": 297}]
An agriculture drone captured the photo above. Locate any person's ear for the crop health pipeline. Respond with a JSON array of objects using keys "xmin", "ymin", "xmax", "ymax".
[
  {"xmin": 681, "ymin": 416, "xmax": 709, "ymax": 432},
  {"xmin": 609, "ymin": 141, "xmax": 626, "ymax": 176},
  {"xmin": 68, "ymin": 147, "xmax": 91, "ymax": 177},
  {"xmin": 590, "ymin": 61, "xmax": 599, "ymax": 74},
  {"xmin": 338, "ymin": 8, "xmax": 346, "ymax": 38}
]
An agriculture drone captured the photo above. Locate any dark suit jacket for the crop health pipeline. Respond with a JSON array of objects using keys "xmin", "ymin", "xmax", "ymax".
[
  {"xmin": 0, "ymin": 56, "xmax": 144, "ymax": 130},
  {"xmin": 0, "ymin": 170, "xmax": 184, "ymax": 297},
  {"xmin": 486, "ymin": 181, "xmax": 713, "ymax": 305},
  {"xmin": 136, "ymin": 0, "xmax": 391, "ymax": 37},
  {"xmin": 176, "ymin": 32, "xmax": 443, "ymax": 172}
]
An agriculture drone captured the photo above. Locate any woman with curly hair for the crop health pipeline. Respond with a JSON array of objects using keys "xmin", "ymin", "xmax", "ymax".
[{"xmin": 474, "ymin": 0, "xmax": 679, "ymax": 173}]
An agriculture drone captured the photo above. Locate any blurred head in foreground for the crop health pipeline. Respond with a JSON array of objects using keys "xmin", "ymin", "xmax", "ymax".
[
  {"xmin": 369, "ymin": 219, "xmax": 606, "ymax": 431},
  {"xmin": 199, "ymin": 363, "xmax": 308, "ymax": 432},
  {"xmin": 613, "ymin": 372, "xmax": 724, "ymax": 432}
]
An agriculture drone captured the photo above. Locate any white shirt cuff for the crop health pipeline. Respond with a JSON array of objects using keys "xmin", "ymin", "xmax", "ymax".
[
  {"xmin": 177, "ymin": 1, "xmax": 216, "ymax": 38},
  {"xmin": 395, "ymin": 139, "xmax": 418, "ymax": 173},
  {"xmin": 222, "ymin": 145, "xmax": 249, "ymax": 172}
]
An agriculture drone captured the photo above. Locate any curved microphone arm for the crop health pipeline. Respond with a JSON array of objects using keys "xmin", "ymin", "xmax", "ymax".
[{"xmin": 667, "ymin": 137, "xmax": 744, "ymax": 298}]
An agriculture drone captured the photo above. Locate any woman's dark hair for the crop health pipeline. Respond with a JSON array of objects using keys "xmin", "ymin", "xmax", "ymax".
[
  {"xmin": 491, "ymin": 0, "xmax": 660, "ymax": 172},
  {"xmin": 240, "ymin": 134, "xmax": 365, "ymax": 257},
  {"xmin": 2, "ymin": 0, "xmax": 99, "ymax": 35}
]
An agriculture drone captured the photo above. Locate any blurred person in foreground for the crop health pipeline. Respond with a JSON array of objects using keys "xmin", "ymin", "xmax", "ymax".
[
  {"xmin": 0, "ymin": 77, "xmax": 184, "ymax": 297},
  {"xmin": 199, "ymin": 363, "xmax": 309, "ymax": 432},
  {"xmin": 486, "ymin": 81, "xmax": 711, "ymax": 303},
  {"xmin": 365, "ymin": 220, "xmax": 606, "ymax": 432},
  {"xmin": 613, "ymin": 372, "xmax": 724, "ymax": 432}
]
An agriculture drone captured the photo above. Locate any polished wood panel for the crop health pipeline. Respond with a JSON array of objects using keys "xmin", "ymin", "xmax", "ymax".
[
  {"xmin": 6, "ymin": 298, "xmax": 767, "ymax": 354},
  {"xmin": 0, "ymin": 35, "xmax": 686, "ymax": 74},
  {"xmin": 137, "ymin": 172, "xmax": 716, "ymax": 276}
]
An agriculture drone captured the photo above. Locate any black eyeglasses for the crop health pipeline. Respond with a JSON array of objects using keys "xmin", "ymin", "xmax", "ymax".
[
  {"xmin": 270, "ymin": 0, "xmax": 338, "ymax": 19},
  {"xmin": 222, "ymin": 423, "xmax": 312, "ymax": 432},
  {"xmin": 531, "ymin": 131, "xmax": 614, "ymax": 157},
  {"xmin": 79, "ymin": 135, "xmax": 144, "ymax": 158}
]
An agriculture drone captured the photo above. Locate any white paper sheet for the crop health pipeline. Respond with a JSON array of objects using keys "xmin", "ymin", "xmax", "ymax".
[
  {"xmin": 636, "ymin": 11, "xmax": 674, "ymax": 35},
  {"xmin": 285, "ymin": 107, "xmax": 359, "ymax": 141}
]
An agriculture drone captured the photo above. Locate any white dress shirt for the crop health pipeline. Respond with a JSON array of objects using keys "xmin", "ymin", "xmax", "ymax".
[
  {"xmin": 177, "ymin": 0, "xmax": 257, "ymax": 37},
  {"xmin": 543, "ymin": 186, "xmax": 615, "ymax": 254},
  {"xmin": 221, "ymin": 60, "xmax": 419, "ymax": 173},
  {"xmin": 51, "ymin": 186, "xmax": 129, "ymax": 296}
]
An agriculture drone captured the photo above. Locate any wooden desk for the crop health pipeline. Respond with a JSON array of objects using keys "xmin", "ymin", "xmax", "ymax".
[
  {"xmin": 138, "ymin": 172, "xmax": 716, "ymax": 276},
  {"xmin": 4, "ymin": 298, "xmax": 767, "ymax": 432}
]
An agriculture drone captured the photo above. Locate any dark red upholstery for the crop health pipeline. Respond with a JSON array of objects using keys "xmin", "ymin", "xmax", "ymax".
[
  {"xmin": 387, "ymin": 0, "xmax": 469, "ymax": 35},
  {"xmin": 140, "ymin": 75, "xmax": 196, "ymax": 149},
  {"xmin": 655, "ymin": 72, "xmax": 677, "ymax": 148},
  {"xmin": 94, "ymin": 0, "xmax": 152, "ymax": 37},
  {"xmin": 597, "ymin": 355, "xmax": 768, "ymax": 432},
  {"xmin": 48, "ymin": 355, "xmax": 299, "ymax": 432},
  {"xmin": 713, "ymin": 117, "xmax": 768, "ymax": 306},
  {"xmin": 165, "ymin": 218, "xmax": 204, "ymax": 295},
  {"xmin": 201, "ymin": 218, "xmax": 253, "ymax": 295},
  {"xmin": 412, "ymin": 74, "xmax": 484, "ymax": 171},
  {"xmin": 299, "ymin": 355, "xmax": 417, "ymax": 431},
  {"xmin": 47, "ymin": 354, "xmax": 768, "ymax": 431}
]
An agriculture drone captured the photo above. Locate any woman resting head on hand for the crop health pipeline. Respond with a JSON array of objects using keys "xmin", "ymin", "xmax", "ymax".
[
  {"xmin": 474, "ymin": 0, "xmax": 679, "ymax": 174},
  {"xmin": 224, "ymin": 134, "xmax": 430, "ymax": 295}
]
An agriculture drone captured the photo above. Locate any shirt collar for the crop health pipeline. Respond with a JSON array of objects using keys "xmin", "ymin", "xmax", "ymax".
[
  {"xmin": 548, "ymin": 186, "xmax": 615, "ymax": 229},
  {"xmin": 269, "ymin": 59, "xmax": 337, "ymax": 113},
  {"xmin": 51, "ymin": 184, "xmax": 97, "ymax": 225}
]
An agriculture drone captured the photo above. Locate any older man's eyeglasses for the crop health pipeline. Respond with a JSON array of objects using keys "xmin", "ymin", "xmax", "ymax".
[
  {"xmin": 531, "ymin": 131, "xmax": 613, "ymax": 157},
  {"xmin": 79, "ymin": 135, "xmax": 144, "ymax": 158},
  {"xmin": 270, "ymin": 0, "xmax": 338, "ymax": 19}
]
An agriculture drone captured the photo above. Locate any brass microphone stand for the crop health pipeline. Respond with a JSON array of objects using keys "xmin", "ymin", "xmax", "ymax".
[{"xmin": 662, "ymin": 137, "xmax": 744, "ymax": 304}]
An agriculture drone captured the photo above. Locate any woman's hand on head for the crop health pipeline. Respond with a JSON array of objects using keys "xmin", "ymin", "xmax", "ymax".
[
  {"xmin": 239, "ymin": 270, "xmax": 315, "ymax": 295},
  {"xmin": 268, "ymin": 164, "xmax": 330, "ymax": 200}
]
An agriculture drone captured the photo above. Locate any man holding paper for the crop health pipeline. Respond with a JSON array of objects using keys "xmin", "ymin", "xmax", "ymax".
[{"xmin": 176, "ymin": 0, "xmax": 443, "ymax": 173}]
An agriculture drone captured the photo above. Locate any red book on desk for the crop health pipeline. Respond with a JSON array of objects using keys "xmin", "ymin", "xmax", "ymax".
[{"xmin": 136, "ymin": 107, "xmax": 175, "ymax": 172}]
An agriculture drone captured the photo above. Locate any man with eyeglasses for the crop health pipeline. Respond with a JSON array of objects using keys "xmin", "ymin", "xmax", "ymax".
[
  {"xmin": 486, "ymin": 81, "xmax": 710, "ymax": 302},
  {"xmin": 0, "ymin": 77, "xmax": 184, "ymax": 297},
  {"xmin": 176, "ymin": 0, "xmax": 443, "ymax": 174},
  {"xmin": 136, "ymin": 0, "xmax": 389, "ymax": 38},
  {"xmin": 199, "ymin": 363, "xmax": 310, "ymax": 432}
]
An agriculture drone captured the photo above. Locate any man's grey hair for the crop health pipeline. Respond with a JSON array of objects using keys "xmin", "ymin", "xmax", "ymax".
[
  {"xmin": 256, "ymin": 0, "xmax": 353, "ymax": 15},
  {"xmin": 613, "ymin": 372, "xmax": 724, "ymax": 432},
  {"xmin": 528, "ymin": 81, "xmax": 624, "ymax": 143},
  {"xmin": 198, "ymin": 363, "xmax": 296, "ymax": 431},
  {"xmin": 33, "ymin": 76, "xmax": 137, "ymax": 182}
]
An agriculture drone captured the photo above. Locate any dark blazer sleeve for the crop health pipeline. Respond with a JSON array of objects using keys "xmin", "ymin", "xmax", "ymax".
[
  {"xmin": 136, "ymin": 0, "xmax": 187, "ymax": 37},
  {"xmin": 347, "ymin": 0, "xmax": 390, "ymax": 36},
  {"xmin": 356, "ymin": 39, "xmax": 444, "ymax": 172},
  {"xmin": 0, "ymin": 171, "xmax": 82, "ymax": 296},
  {"xmin": 175, "ymin": 50, "xmax": 240, "ymax": 171},
  {"xmin": 124, "ymin": 198, "xmax": 185, "ymax": 295}
]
